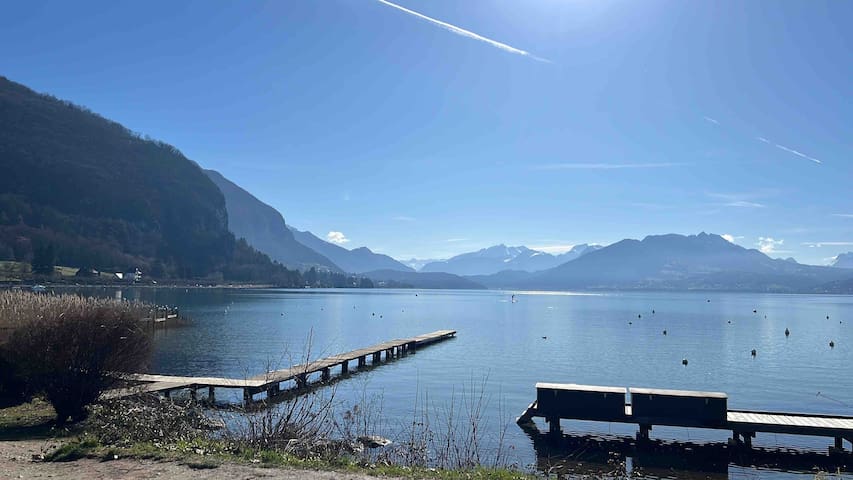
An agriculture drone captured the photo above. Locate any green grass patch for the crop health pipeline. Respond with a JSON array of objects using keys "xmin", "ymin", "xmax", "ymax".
[
  {"xmin": 45, "ymin": 438, "xmax": 98, "ymax": 462},
  {"xmin": 0, "ymin": 398, "xmax": 55, "ymax": 428},
  {"xmin": 0, "ymin": 398, "xmax": 63, "ymax": 440},
  {"xmin": 44, "ymin": 436, "xmax": 535, "ymax": 479},
  {"xmin": 54, "ymin": 265, "xmax": 80, "ymax": 277}
]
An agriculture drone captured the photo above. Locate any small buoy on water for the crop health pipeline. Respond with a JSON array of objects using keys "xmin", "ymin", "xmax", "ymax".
[
  {"xmin": 827, "ymin": 315, "xmax": 830, "ymax": 320},
  {"xmin": 629, "ymin": 321, "xmax": 633, "ymax": 325},
  {"xmin": 682, "ymin": 358, "xmax": 689, "ymax": 366},
  {"xmin": 830, "ymin": 340, "xmax": 835, "ymax": 348},
  {"xmin": 542, "ymin": 336, "xmax": 547, "ymax": 340},
  {"xmin": 372, "ymin": 313, "xmax": 375, "ymax": 316},
  {"xmin": 753, "ymin": 309, "xmax": 757, "ymax": 313},
  {"xmin": 727, "ymin": 320, "xmax": 731, "ymax": 324},
  {"xmin": 652, "ymin": 309, "xmax": 655, "ymax": 314},
  {"xmin": 380, "ymin": 315, "xmax": 383, "ymax": 318},
  {"xmin": 638, "ymin": 314, "xmax": 642, "ymax": 318},
  {"xmin": 707, "ymin": 299, "xmax": 711, "ymax": 303},
  {"xmin": 662, "ymin": 330, "xmax": 667, "ymax": 335},
  {"xmin": 785, "ymin": 328, "xmax": 790, "ymax": 337},
  {"xmin": 751, "ymin": 349, "xmax": 757, "ymax": 357}
]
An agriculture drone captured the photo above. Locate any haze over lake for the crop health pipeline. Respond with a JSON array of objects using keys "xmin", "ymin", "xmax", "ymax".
[{"xmin": 105, "ymin": 287, "xmax": 852, "ymax": 478}]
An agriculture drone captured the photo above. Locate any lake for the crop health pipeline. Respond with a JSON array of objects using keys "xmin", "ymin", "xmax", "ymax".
[{"xmin": 98, "ymin": 287, "xmax": 853, "ymax": 478}]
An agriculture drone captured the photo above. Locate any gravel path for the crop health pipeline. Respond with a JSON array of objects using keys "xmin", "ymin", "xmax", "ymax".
[{"xmin": 0, "ymin": 440, "xmax": 398, "ymax": 480}]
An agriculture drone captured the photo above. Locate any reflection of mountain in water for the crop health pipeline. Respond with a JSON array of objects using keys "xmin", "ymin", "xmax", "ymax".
[{"xmin": 520, "ymin": 423, "xmax": 851, "ymax": 479}]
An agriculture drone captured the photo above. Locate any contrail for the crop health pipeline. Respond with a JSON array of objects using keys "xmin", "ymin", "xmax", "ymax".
[
  {"xmin": 375, "ymin": 0, "xmax": 550, "ymax": 63},
  {"xmin": 774, "ymin": 143, "xmax": 822, "ymax": 164}
]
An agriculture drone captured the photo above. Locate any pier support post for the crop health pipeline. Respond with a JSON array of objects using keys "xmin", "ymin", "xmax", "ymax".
[
  {"xmin": 267, "ymin": 383, "xmax": 280, "ymax": 397},
  {"xmin": 358, "ymin": 356, "xmax": 366, "ymax": 367},
  {"xmin": 740, "ymin": 432, "xmax": 754, "ymax": 448},
  {"xmin": 190, "ymin": 388, "xmax": 197, "ymax": 401},
  {"xmin": 341, "ymin": 361, "xmax": 348, "ymax": 374},
  {"xmin": 243, "ymin": 389, "xmax": 253, "ymax": 404},
  {"xmin": 637, "ymin": 424, "xmax": 651, "ymax": 442},
  {"xmin": 547, "ymin": 417, "xmax": 561, "ymax": 436},
  {"xmin": 322, "ymin": 368, "xmax": 331, "ymax": 381},
  {"xmin": 830, "ymin": 437, "xmax": 845, "ymax": 455},
  {"xmin": 208, "ymin": 386, "xmax": 215, "ymax": 403},
  {"xmin": 296, "ymin": 373, "xmax": 308, "ymax": 388},
  {"xmin": 373, "ymin": 352, "xmax": 381, "ymax": 363},
  {"xmin": 163, "ymin": 389, "xmax": 171, "ymax": 400}
]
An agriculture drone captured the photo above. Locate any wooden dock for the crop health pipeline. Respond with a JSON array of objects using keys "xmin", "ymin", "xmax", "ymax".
[
  {"xmin": 112, "ymin": 329, "xmax": 456, "ymax": 402},
  {"xmin": 518, "ymin": 382, "xmax": 853, "ymax": 455}
]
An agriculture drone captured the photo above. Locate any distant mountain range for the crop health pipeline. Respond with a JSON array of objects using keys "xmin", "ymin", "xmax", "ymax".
[
  {"xmin": 832, "ymin": 252, "xmax": 853, "ymax": 269},
  {"xmin": 287, "ymin": 227, "xmax": 413, "ymax": 274},
  {"xmin": 363, "ymin": 269, "xmax": 484, "ymax": 290},
  {"xmin": 3, "ymin": 76, "xmax": 851, "ymax": 294},
  {"xmin": 420, "ymin": 244, "xmax": 600, "ymax": 276},
  {"xmin": 401, "ymin": 258, "xmax": 443, "ymax": 271},
  {"xmin": 475, "ymin": 233, "xmax": 852, "ymax": 293},
  {"xmin": 204, "ymin": 170, "xmax": 341, "ymax": 272}
]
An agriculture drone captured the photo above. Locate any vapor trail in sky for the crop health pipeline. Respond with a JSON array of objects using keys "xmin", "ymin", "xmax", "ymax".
[{"xmin": 375, "ymin": 0, "xmax": 550, "ymax": 63}]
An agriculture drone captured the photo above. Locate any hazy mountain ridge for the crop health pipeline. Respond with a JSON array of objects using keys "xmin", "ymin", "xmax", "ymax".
[
  {"xmin": 512, "ymin": 233, "xmax": 852, "ymax": 292},
  {"xmin": 204, "ymin": 170, "xmax": 341, "ymax": 272},
  {"xmin": 832, "ymin": 252, "xmax": 853, "ymax": 268},
  {"xmin": 363, "ymin": 269, "xmax": 484, "ymax": 290},
  {"xmin": 421, "ymin": 243, "xmax": 600, "ymax": 275},
  {"xmin": 288, "ymin": 227, "xmax": 413, "ymax": 274}
]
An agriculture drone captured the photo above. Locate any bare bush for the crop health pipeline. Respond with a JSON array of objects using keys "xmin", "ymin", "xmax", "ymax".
[
  {"xmin": 229, "ymin": 389, "xmax": 345, "ymax": 458},
  {"xmin": 0, "ymin": 290, "xmax": 152, "ymax": 423},
  {"xmin": 374, "ymin": 375, "xmax": 513, "ymax": 470},
  {"xmin": 88, "ymin": 395, "xmax": 222, "ymax": 446}
]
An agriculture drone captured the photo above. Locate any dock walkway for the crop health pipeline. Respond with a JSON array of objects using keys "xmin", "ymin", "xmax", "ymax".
[
  {"xmin": 114, "ymin": 330, "xmax": 456, "ymax": 402},
  {"xmin": 518, "ymin": 382, "xmax": 853, "ymax": 454}
]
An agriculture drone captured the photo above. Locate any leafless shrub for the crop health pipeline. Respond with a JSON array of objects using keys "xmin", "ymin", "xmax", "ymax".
[
  {"xmin": 367, "ymin": 375, "xmax": 513, "ymax": 470},
  {"xmin": 88, "ymin": 395, "xmax": 222, "ymax": 446},
  {"xmin": 0, "ymin": 290, "xmax": 151, "ymax": 423}
]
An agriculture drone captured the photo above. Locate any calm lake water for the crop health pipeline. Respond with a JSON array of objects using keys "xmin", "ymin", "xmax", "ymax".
[{"xmin": 93, "ymin": 287, "xmax": 853, "ymax": 478}]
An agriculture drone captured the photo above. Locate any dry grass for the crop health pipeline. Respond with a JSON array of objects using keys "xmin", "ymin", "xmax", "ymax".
[{"xmin": 0, "ymin": 290, "xmax": 145, "ymax": 327}]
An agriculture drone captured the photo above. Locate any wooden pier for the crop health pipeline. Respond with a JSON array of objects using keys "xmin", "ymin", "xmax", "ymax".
[
  {"xmin": 517, "ymin": 382, "xmax": 853, "ymax": 455},
  {"xmin": 111, "ymin": 330, "xmax": 456, "ymax": 402}
]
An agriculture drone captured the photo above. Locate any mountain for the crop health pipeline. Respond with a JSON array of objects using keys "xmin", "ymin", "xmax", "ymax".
[
  {"xmin": 204, "ymin": 170, "xmax": 340, "ymax": 272},
  {"xmin": 0, "ymin": 76, "xmax": 236, "ymax": 277},
  {"xmin": 831, "ymin": 252, "xmax": 853, "ymax": 268},
  {"xmin": 516, "ymin": 233, "xmax": 851, "ymax": 292},
  {"xmin": 420, "ymin": 244, "xmax": 600, "ymax": 275},
  {"xmin": 402, "ymin": 258, "xmax": 444, "ymax": 271},
  {"xmin": 288, "ymin": 227, "xmax": 413, "ymax": 274},
  {"xmin": 363, "ymin": 269, "xmax": 484, "ymax": 290},
  {"xmin": 466, "ymin": 270, "xmax": 535, "ymax": 289}
]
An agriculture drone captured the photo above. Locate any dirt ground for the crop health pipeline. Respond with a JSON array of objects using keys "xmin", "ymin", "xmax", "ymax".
[{"xmin": 0, "ymin": 440, "xmax": 398, "ymax": 480}]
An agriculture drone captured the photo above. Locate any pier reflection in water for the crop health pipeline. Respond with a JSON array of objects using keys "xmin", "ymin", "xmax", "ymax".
[{"xmin": 519, "ymin": 423, "xmax": 852, "ymax": 479}]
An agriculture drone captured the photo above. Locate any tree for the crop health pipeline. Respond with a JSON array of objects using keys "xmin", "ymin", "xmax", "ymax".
[
  {"xmin": 31, "ymin": 243, "xmax": 56, "ymax": 275},
  {"xmin": 304, "ymin": 267, "xmax": 318, "ymax": 287}
]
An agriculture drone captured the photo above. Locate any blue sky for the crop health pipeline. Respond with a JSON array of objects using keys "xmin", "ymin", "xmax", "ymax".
[{"xmin": 2, "ymin": 1, "xmax": 851, "ymax": 264}]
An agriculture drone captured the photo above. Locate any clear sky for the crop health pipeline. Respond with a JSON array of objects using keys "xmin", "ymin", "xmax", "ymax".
[{"xmin": 2, "ymin": 1, "xmax": 851, "ymax": 264}]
